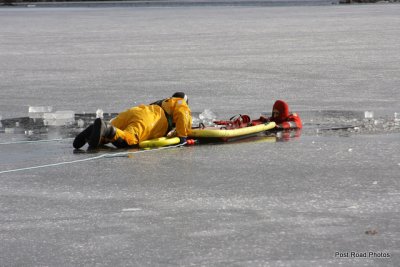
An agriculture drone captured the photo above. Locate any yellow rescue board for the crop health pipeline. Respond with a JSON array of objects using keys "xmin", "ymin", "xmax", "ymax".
[
  {"xmin": 139, "ymin": 137, "xmax": 180, "ymax": 148},
  {"xmin": 138, "ymin": 122, "xmax": 276, "ymax": 148},
  {"xmin": 189, "ymin": 122, "xmax": 276, "ymax": 138}
]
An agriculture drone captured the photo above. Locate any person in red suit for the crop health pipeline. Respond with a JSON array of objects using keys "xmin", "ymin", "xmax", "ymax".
[{"xmin": 255, "ymin": 100, "xmax": 302, "ymax": 130}]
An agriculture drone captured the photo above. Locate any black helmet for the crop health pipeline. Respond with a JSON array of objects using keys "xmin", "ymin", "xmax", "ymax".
[{"xmin": 172, "ymin": 92, "xmax": 188, "ymax": 104}]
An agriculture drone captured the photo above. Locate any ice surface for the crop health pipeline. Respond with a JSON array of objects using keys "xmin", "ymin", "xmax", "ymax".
[
  {"xmin": 1, "ymin": 5, "xmax": 400, "ymax": 267},
  {"xmin": 1, "ymin": 5, "xmax": 399, "ymax": 119}
]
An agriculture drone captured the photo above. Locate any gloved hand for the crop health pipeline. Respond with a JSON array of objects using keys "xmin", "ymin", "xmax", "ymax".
[
  {"xmin": 259, "ymin": 116, "xmax": 270, "ymax": 122},
  {"xmin": 167, "ymin": 129, "xmax": 177, "ymax": 137}
]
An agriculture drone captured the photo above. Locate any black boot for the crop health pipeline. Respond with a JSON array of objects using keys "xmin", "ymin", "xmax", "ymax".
[
  {"xmin": 88, "ymin": 118, "xmax": 116, "ymax": 149},
  {"xmin": 73, "ymin": 124, "xmax": 94, "ymax": 149}
]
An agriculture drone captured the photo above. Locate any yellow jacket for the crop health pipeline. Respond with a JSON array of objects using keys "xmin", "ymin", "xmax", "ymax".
[
  {"xmin": 110, "ymin": 104, "xmax": 168, "ymax": 145},
  {"xmin": 160, "ymin": 97, "xmax": 192, "ymax": 137},
  {"xmin": 109, "ymin": 97, "xmax": 192, "ymax": 146}
]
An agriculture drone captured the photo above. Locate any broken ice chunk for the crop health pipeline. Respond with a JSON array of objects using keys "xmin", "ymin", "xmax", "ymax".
[
  {"xmin": 96, "ymin": 109, "xmax": 104, "ymax": 119},
  {"xmin": 364, "ymin": 111, "xmax": 374, "ymax": 119},
  {"xmin": 28, "ymin": 106, "xmax": 53, "ymax": 119},
  {"xmin": 43, "ymin": 110, "xmax": 75, "ymax": 126}
]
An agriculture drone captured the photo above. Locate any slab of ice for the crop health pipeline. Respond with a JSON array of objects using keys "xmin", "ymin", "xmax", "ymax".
[
  {"xmin": 28, "ymin": 106, "xmax": 53, "ymax": 113},
  {"xmin": 96, "ymin": 109, "xmax": 104, "ymax": 119},
  {"xmin": 198, "ymin": 109, "xmax": 217, "ymax": 126},
  {"xmin": 43, "ymin": 110, "xmax": 75, "ymax": 126},
  {"xmin": 77, "ymin": 119, "xmax": 85, "ymax": 128},
  {"xmin": 25, "ymin": 130, "xmax": 34, "ymax": 135},
  {"xmin": 364, "ymin": 111, "xmax": 374, "ymax": 119},
  {"xmin": 4, "ymin": 128, "xmax": 24, "ymax": 134},
  {"xmin": 5, "ymin": 128, "xmax": 15, "ymax": 134},
  {"xmin": 28, "ymin": 106, "xmax": 53, "ymax": 119}
]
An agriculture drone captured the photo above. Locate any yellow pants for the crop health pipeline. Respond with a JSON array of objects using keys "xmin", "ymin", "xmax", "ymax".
[{"xmin": 109, "ymin": 104, "xmax": 168, "ymax": 146}]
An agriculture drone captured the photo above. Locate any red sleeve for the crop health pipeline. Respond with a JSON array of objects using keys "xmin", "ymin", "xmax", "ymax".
[
  {"xmin": 291, "ymin": 113, "xmax": 302, "ymax": 129},
  {"xmin": 278, "ymin": 114, "xmax": 302, "ymax": 129}
]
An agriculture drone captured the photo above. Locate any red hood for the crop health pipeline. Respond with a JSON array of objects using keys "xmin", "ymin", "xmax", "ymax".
[{"xmin": 271, "ymin": 100, "xmax": 290, "ymax": 123}]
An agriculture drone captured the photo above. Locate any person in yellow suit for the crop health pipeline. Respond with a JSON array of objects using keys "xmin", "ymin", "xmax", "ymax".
[{"xmin": 73, "ymin": 92, "xmax": 192, "ymax": 149}]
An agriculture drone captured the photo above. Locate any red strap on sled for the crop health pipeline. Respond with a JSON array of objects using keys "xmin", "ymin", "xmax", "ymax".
[{"xmin": 213, "ymin": 114, "xmax": 251, "ymax": 129}]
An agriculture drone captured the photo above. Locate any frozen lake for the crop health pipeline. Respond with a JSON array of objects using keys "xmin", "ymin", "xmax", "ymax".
[
  {"xmin": 0, "ymin": 4, "xmax": 399, "ymax": 266},
  {"xmin": 1, "ymin": 4, "xmax": 399, "ymax": 118}
]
